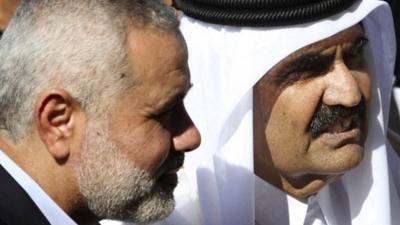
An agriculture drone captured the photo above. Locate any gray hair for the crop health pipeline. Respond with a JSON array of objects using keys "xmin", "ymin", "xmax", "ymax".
[{"xmin": 0, "ymin": 0, "xmax": 179, "ymax": 141}]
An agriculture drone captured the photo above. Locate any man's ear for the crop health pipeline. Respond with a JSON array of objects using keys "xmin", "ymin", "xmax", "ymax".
[{"xmin": 34, "ymin": 88, "xmax": 83, "ymax": 161}]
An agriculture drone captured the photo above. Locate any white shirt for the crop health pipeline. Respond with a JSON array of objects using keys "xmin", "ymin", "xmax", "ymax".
[
  {"xmin": 0, "ymin": 150, "xmax": 77, "ymax": 225},
  {"xmin": 255, "ymin": 175, "xmax": 329, "ymax": 225}
]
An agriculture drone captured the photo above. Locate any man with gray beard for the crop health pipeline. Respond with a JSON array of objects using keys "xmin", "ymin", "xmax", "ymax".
[{"xmin": 0, "ymin": 0, "xmax": 200, "ymax": 225}]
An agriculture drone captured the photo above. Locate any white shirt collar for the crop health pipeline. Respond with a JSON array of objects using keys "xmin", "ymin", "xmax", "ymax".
[{"xmin": 0, "ymin": 150, "xmax": 77, "ymax": 225}]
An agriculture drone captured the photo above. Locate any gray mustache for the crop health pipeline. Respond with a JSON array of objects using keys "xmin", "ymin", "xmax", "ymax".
[{"xmin": 309, "ymin": 101, "xmax": 365, "ymax": 138}]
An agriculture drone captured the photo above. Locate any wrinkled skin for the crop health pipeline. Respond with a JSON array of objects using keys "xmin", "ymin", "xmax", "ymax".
[
  {"xmin": 254, "ymin": 25, "xmax": 371, "ymax": 198},
  {"xmin": 76, "ymin": 28, "xmax": 201, "ymax": 223}
]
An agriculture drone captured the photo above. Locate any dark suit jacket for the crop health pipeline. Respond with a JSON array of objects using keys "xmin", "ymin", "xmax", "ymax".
[{"xmin": 0, "ymin": 165, "xmax": 50, "ymax": 225}]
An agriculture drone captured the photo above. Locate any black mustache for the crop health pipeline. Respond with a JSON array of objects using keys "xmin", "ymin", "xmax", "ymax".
[
  {"xmin": 309, "ymin": 101, "xmax": 365, "ymax": 138},
  {"xmin": 156, "ymin": 151, "xmax": 184, "ymax": 178}
]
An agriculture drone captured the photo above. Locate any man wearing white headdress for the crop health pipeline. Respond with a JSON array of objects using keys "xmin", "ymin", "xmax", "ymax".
[{"xmin": 145, "ymin": 0, "xmax": 400, "ymax": 225}]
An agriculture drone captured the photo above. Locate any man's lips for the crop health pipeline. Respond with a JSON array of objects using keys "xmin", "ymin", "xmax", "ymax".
[
  {"xmin": 319, "ymin": 115, "xmax": 360, "ymax": 135},
  {"xmin": 155, "ymin": 153, "xmax": 184, "ymax": 190},
  {"xmin": 156, "ymin": 152, "xmax": 184, "ymax": 179},
  {"xmin": 164, "ymin": 160, "xmax": 184, "ymax": 174},
  {"xmin": 316, "ymin": 115, "xmax": 363, "ymax": 148},
  {"xmin": 319, "ymin": 128, "xmax": 362, "ymax": 148}
]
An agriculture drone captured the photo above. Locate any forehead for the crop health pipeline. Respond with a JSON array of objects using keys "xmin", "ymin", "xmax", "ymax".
[
  {"xmin": 126, "ymin": 27, "xmax": 187, "ymax": 75},
  {"xmin": 125, "ymin": 27, "xmax": 189, "ymax": 107}
]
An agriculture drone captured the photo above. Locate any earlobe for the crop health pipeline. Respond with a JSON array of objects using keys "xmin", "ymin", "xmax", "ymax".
[{"xmin": 35, "ymin": 89, "xmax": 78, "ymax": 160}]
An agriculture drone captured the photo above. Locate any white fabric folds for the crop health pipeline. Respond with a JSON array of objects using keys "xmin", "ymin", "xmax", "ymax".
[{"xmin": 156, "ymin": 1, "xmax": 400, "ymax": 225}]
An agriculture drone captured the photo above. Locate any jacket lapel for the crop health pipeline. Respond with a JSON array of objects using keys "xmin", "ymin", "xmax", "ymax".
[{"xmin": 0, "ymin": 165, "xmax": 51, "ymax": 225}]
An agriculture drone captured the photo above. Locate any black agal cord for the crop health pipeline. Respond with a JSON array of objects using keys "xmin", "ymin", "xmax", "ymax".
[{"xmin": 174, "ymin": 0, "xmax": 359, "ymax": 27}]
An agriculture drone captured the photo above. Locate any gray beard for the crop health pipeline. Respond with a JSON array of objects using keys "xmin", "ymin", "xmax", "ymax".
[{"xmin": 75, "ymin": 120, "xmax": 175, "ymax": 223}]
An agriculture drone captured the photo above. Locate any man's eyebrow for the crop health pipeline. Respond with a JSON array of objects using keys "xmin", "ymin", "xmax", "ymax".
[
  {"xmin": 272, "ymin": 35, "xmax": 369, "ymax": 85},
  {"xmin": 272, "ymin": 51, "xmax": 334, "ymax": 85}
]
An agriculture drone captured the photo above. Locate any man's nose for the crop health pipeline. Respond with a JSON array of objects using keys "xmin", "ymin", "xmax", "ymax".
[
  {"xmin": 322, "ymin": 61, "xmax": 362, "ymax": 107},
  {"xmin": 172, "ymin": 108, "xmax": 201, "ymax": 152}
]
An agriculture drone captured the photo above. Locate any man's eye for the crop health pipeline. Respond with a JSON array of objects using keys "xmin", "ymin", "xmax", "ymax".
[
  {"xmin": 291, "ymin": 54, "xmax": 332, "ymax": 75},
  {"xmin": 345, "ymin": 37, "xmax": 369, "ymax": 57},
  {"xmin": 344, "ymin": 55, "xmax": 366, "ymax": 70},
  {"xmin": 272, "ymin": 54, "xmax": 330, "ymax": 86},
  {"xmin": 163, "ymin": 107, "xmax": 175, "ymax": 118},
  {"xmin": 291, "ymin": 59, "xmax": 331, "ymax": 83},
  {"xmin": 155, "ymin": 104, "xmax": 178, "ymax": 121},
  {"xmin": 344, "ymin": 37, "xmax": 369, "ymax": 69},
  {"xmin": 299, "ymin": 61, "xmax": 329, "ymax": 75}
]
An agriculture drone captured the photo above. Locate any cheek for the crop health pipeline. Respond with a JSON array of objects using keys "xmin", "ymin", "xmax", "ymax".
[
  {"xmin": 265, "ymin": 85, "xmax": 322, "ymax": 173},
  {"xmin": 110, "ymin": 119, "xmax": 172, "ymax": 174}
]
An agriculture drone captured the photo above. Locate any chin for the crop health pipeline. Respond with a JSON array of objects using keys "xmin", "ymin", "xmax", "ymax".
[
  {"xmin": 330, "ymin": 143, "xmax": 364, "ymax": 173},
  {"xmin": 307, "ymin": 140, "xmax": 365, "ymax": 174},
  {"xmin": 127, "ymin": 190, "xmax": 175, "ymax": 223},
  {"xmin": 282, "ymin": 174, "xmax": 342, "ymax": 199}
]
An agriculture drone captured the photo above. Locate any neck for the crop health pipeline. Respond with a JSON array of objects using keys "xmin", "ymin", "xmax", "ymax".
[{"xmin": 0, "ymin": 134, "xmax": 98, "ymax": 224}]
